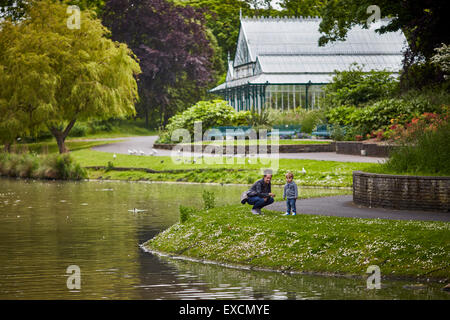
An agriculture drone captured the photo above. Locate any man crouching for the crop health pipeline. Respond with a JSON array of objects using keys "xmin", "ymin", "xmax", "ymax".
[{"xmin": 245, "ymin": 170, "xmax": 275, "ymax": 215}]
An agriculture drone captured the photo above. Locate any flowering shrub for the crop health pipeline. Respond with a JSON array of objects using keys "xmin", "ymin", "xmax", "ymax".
[{"xmin": 387, "ymin": 109, "xmax": 449, "ymax": 142}]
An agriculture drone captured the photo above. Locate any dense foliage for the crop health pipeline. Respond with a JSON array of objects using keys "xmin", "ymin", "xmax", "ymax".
[
  {"xmin": 0, "ymin": 0, "xmax": 141, "ymax": 153},
  {"xmin": 267, "ymin": 108, "xmax": 323, "ymax": 134},
  {"xmin": 0, "ymin": 152, "xmax": 87, "ymax": 180},
  {"xmin": 158, "ymin": 100, "xmax": 250, "ymax": 143},
  {"xmin": 322, "ymin": 64, "xmax": 398, "ymax": 108},
  {"xmin": 381, "ymin": 116, "xmax": 450, "ymax": 175},
  {"xmin": 327, "ymin": 97, "xmax": 446, "ymax": 140},
  {"xmin": 102, "ymin": 0, "xmax": 218, "ymax": 127}
]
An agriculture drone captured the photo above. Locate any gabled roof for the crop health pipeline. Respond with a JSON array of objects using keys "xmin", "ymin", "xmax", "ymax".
[
  {"xmin": 211, "ymin": 17, "xmax": 407, "ymax": 92},
  {"xmin": 234, "ymin": 17, "xmax": 407, "ymax": 67}
]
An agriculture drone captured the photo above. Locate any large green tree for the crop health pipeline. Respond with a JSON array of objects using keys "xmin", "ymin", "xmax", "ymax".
[
  {"xmin": 0, "ymin": 0, "xmax": 141, "ymax": 153},
  {"xmin": 279, "ymin": 0, "xmax": 325, "ymax": 17},
  {"xmin": 0, "ymin": 0, "xmax": 105, "ymax": 19}
]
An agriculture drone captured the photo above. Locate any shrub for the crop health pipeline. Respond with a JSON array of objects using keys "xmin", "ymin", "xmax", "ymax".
[
  {"xmin": 267, "ymin": 108, "xmax": 324, "ymax": 134},
  {"xmin": 69, "ymin": 122, "xmax": 89, "ymax": 137},
  {"xmin": 159, "ymin": 100, "xmax": 250, "ymax": 143},
  {"xmin": 323, "ymin": 64, "xmax": 398, "ymax": 108},
  {"xmin": 105, "ymin": 161, "xmax": 114, "ymax": 172},
  {"xmin": 202, "ymin": 190, "xmax": 216, "ymax": 210},
  {"xmin": 0, "ymin": 153, "xmax": 87, "ymax": 180},
  {"xmin": 330, "ymin": 125, "xmax": 346, "ymax": 141},
  {"xmin": 179, "ymin": 205, "xmax": 195, "ymax": 223},
  {"xmin": 326, "ymin": 95, "xmax": 448, "ymax": 138},
  {"xmin": 382, "ymin": 120, "xmax": 450, "ymax": 175}
]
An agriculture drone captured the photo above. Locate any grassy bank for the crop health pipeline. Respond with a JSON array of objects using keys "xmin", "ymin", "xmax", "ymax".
[
  {"xmin": 0, "ymin": 152, "xmax": 86, "ymax": 180},
  {"xmin": 72, "ymin": 149, "xmax": 376, "ymax": 187},
  {"xmin": 7, "ymin": 139, "xmax": 123, "ymax": 154},
  {"xmin": 145, "ymin": 205, "xmax": 450, "ymax": 280}
]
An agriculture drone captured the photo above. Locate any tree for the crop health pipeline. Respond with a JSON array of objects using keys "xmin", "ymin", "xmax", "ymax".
[
  {"xmin": 0, "ymin": 0, "xmax": 106, "ymax": 20},
  {"xmin": 0, "ymin": 0, "xmax": 141, "ymax": 153},
  {"xmin": 175, "ymin": 0, "xmax": 252, "ymax": 67},
  {"xmin": 279, "ymin": 0, "xmax": 325, "ymax": 17},
  {"xmin": 102, "ymin": 0, "xmax": 217, "ymax": 127}
]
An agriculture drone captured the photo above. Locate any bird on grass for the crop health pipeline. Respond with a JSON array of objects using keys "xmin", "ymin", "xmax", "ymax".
[{"xmin": 302, "ymin": 167, "xmax": 306, "ymax": 174}]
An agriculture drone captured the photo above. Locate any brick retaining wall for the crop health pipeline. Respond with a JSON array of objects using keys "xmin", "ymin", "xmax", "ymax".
[
  {"xmin": 153, "ymin": 142, "xmax": 335, "ymax": 154},
  {"xmin": 353, "ymin": 171, "xmax": 450, "ymax": 212},
  {"xmin": 336, "ymin": 142, "xmax": 394, "ymax": 157},
  {"xmin": 155, "ymin": 141, "xmax": 393, "ymax": 157}
]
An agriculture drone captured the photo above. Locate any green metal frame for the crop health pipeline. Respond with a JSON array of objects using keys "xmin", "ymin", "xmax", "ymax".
[{"xmin": 214, "ymin": 82, "xmax": 327, "ymax": 112}]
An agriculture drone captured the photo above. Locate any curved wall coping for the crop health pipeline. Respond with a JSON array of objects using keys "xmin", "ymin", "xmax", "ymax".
[{"xmin": 353, "ymin": 171, "xmax": 450, "ymax": 181}]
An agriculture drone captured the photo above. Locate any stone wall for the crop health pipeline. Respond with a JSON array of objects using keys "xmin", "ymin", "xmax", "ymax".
[
  {"xmin": 153, "ymin": 142, "xmax": 335, "ymax": 154},
  {"xmin": 336, "ymin": 142, "xmax": 394, "ymax": 157},
  {"xmin": 353, "ymin": 171, "xmax": 450, "ymax": 212}
]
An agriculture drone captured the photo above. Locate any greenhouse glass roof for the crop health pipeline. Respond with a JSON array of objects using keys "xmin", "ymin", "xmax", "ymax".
[{"xmin": 211, "ymin": 17, "xmax": 407, "ymax": 92}]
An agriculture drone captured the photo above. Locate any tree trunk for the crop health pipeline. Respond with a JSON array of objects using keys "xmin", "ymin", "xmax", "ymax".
[
  {"xmin": 145, "ymin": 107, "xmax": 149, "ymax": 129},
  {"xmin": 49, "ymin": 119, "xmax": 77, "ymax": 154},
  {"xmin": 54, "ymin": 133, "xmax": 68, "ymax": 154}
]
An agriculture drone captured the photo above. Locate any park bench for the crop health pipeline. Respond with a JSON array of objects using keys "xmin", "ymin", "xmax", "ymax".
[
  {"xmin": 206, "ymin": 126, "xmax": 253, "ymax": 139},
  {"xmin": 267, "ymin": 124, "xmax": 302, "ymax": 138},
  {"xmin": 311, "ymin": 124, "xmax": 331, "ymax": 138}
]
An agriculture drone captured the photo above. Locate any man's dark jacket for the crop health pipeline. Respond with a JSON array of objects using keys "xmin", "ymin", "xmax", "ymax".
[{"xmin": 248, "ymin": 178, "xmax": 271, "ymax": 198}]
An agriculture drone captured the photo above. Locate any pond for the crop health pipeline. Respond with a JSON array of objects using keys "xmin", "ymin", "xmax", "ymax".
[{"xmin": 0, "ymin": 178, "xmax": 447, "ymax": 300}]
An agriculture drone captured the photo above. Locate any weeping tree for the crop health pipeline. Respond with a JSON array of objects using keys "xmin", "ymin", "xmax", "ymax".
[
  {"xmin": 102, "ymin": 0, "xmax": 216, "ymax": 127},
  {"xmin": 0, "ymin": 0, "xmax": 141, "ymax": 153}
]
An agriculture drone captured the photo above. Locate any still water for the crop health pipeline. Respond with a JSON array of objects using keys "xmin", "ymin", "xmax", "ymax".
[{"xmin": 0, "ymin": 178, "xmax": 447, "ymax": 300}]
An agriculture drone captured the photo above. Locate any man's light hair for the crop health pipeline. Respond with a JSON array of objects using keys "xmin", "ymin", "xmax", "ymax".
[{"xmin": 285, "ymin": 171, "xmax": 294, "ymax": 179}]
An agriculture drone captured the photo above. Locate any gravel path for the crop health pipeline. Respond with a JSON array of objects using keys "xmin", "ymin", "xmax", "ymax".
[
  {"xmin": 265, "ymin": 195, "xmax": 450, "ymax": 222},
  {"xmin": 91, "ymin": 136, "xmax": 385, "ymax": 163}
]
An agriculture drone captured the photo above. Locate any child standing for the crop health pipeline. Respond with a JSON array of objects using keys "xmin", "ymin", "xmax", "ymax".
[{"xmin": 283, "ymin": 172, "xmax": 298, "ymax": 216}]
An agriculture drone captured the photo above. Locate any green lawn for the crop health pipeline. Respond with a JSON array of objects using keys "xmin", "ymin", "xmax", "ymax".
[
  {"xmin": 72, "ymin": 149, "xmax": 376, "ymax": 187},
  {"xmin": 145, "ymin": 204, "xmax": 450, "ymax": 279}
]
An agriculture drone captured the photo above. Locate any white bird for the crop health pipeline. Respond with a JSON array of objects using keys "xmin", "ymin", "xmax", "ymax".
[
  {"xmin": 113, "ymin": 154, "xmax": 117, "ymax": 160},
  {"xmin": 149, "ymin": 151, "xmax": 154, "ymax": 156},
  {"xmin": 151, "ymin": 148, "xmax": 158, "ymax": 154},
  {"xmin": 128, "ymin": 149, "xmax": 134, "ymax": 155},
  {"xmin": 128, "ymin": 208, "xmax": 147, "ymax": 213},
  {"xmin": 302, "ymin": 167, "xmax": 306, "ymax": 174},
  {"xmin": 139, "ymin": 150, "xmax": 145, "ymax": 156}
]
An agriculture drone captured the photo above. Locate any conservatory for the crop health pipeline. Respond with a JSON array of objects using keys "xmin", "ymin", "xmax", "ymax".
[{"xmin": 210, "ymin": 17, "xmax": 407, "ymax": 112}]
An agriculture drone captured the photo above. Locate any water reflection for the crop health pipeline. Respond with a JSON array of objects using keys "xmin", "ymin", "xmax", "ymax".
[
  {"xmin": 142, "ymin": 255, "xmax": 449, "ymax": 300},
  {"xmin": 0, "ymin": 178, "xmax": 447, "ymax": 300}
]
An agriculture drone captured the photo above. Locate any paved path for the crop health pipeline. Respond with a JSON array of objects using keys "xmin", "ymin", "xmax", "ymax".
[
  {"xmin": 91, "ymin": 136, "xmax": 385, "ymax": 163},
  {"xmin": 265, "ymin": 195, "xmax": 450, "ymax": 222}
]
